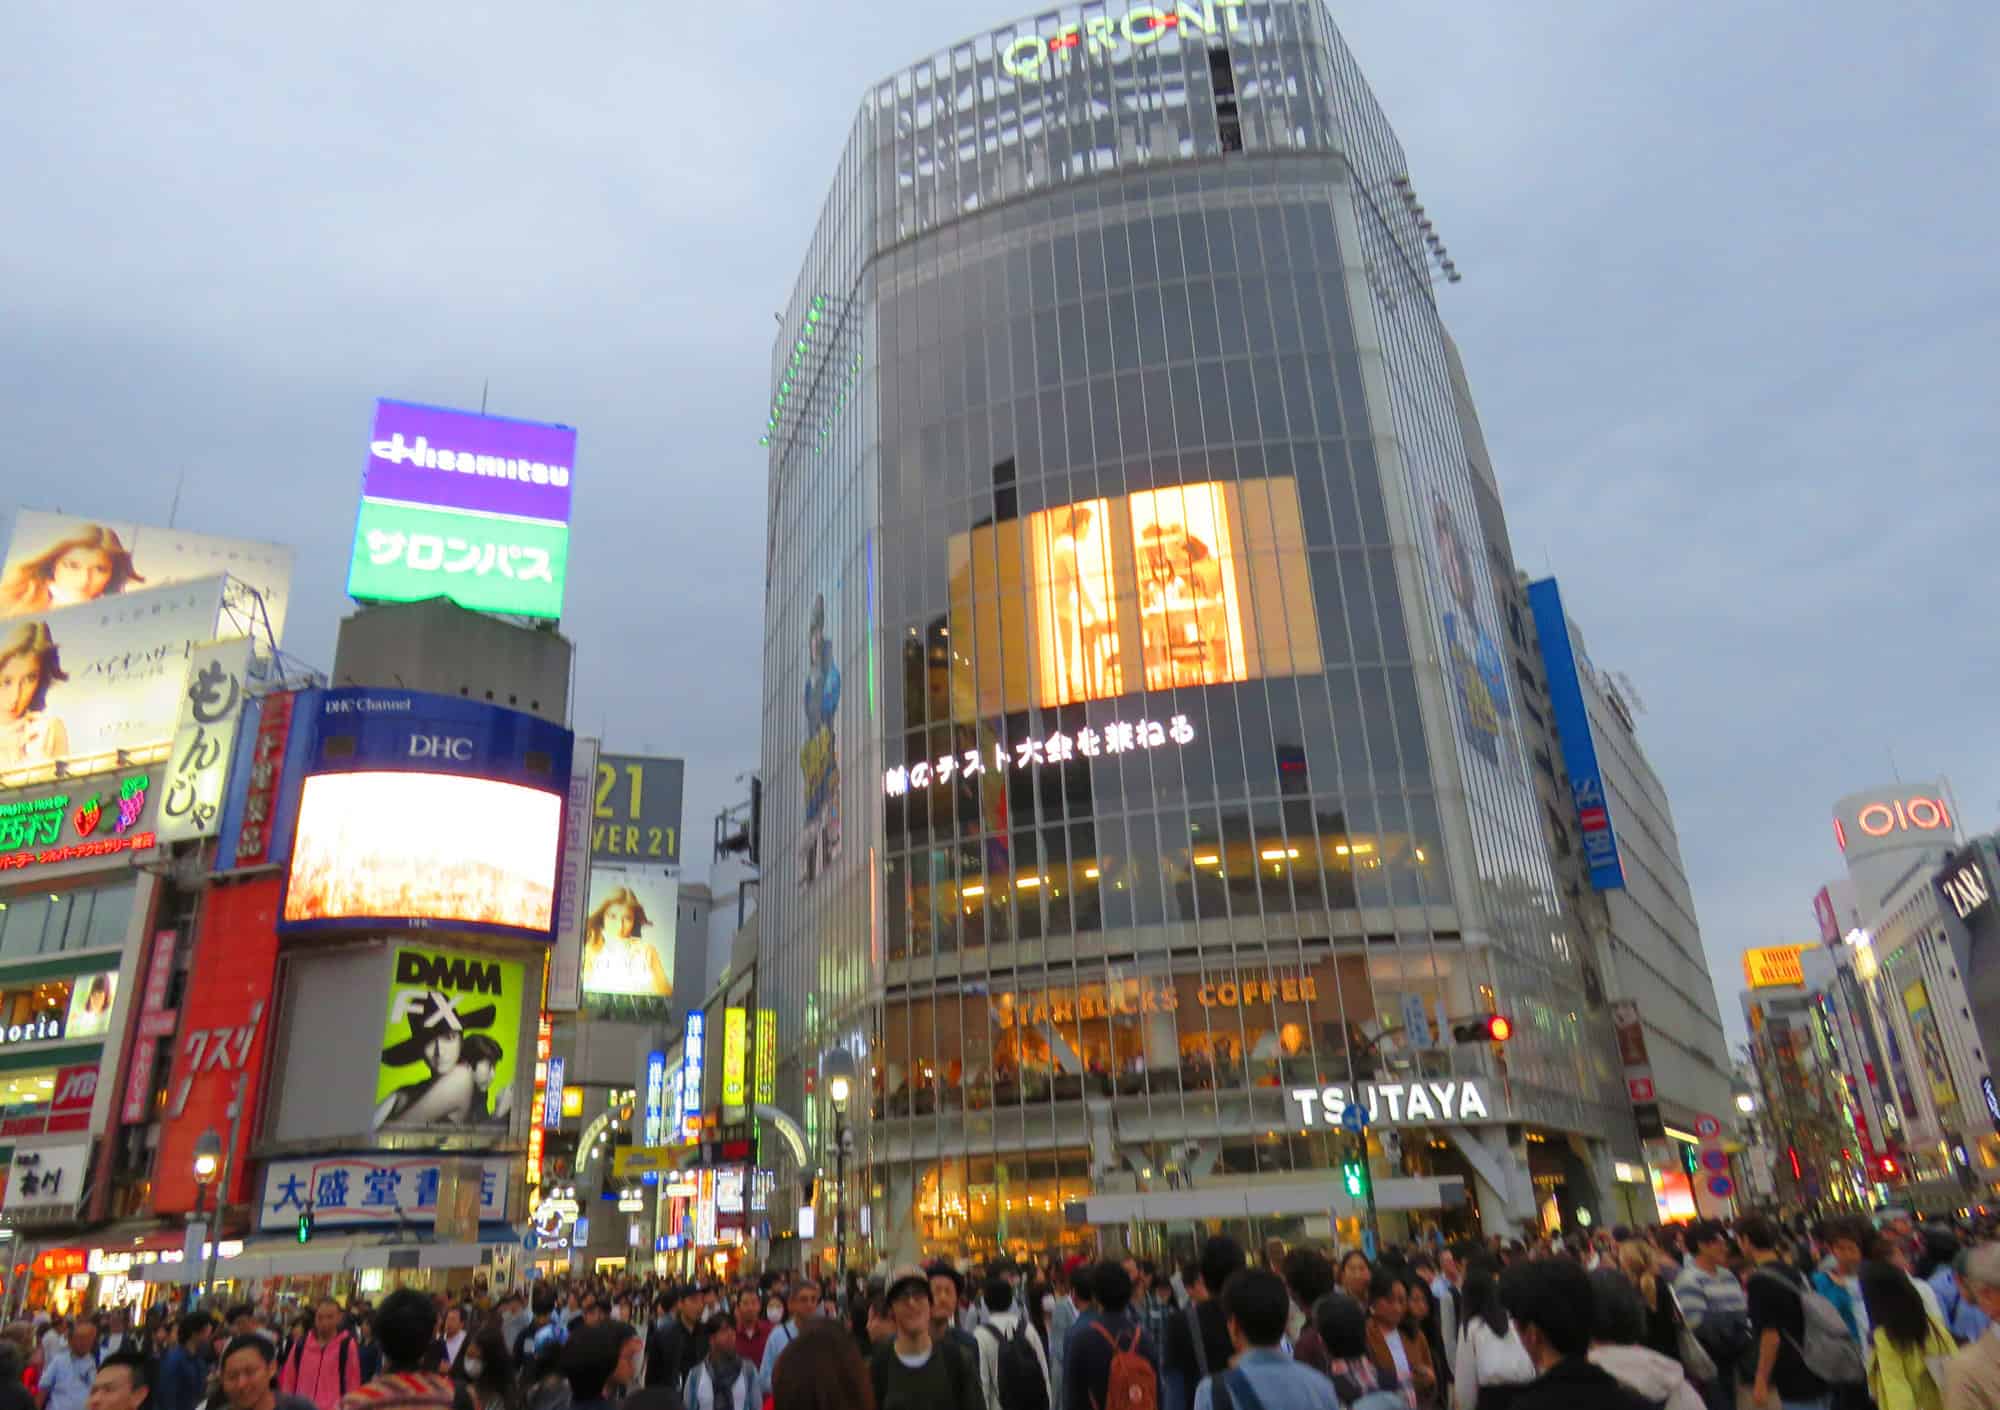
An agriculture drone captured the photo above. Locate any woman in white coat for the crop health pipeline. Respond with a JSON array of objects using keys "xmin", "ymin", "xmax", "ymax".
[{"xmin": 1452, "ymin": 1258, "xmax": 1538, "ymax": 1410}]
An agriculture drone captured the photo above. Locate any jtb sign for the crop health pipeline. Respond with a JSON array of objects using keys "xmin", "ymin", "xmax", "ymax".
[{"xmin": 1289, "ymin": 1080, "xmax": 1491, "ymax": 1129}]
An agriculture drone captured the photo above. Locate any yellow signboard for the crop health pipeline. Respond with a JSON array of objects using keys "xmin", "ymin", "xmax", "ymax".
[
  {"xmin": 754, "ymin": 1009, "xmax": 777, "ymax": 1107},
  {"xmin": 722, "ymin": 1008, "xmax": 748, "ymax": 1111},
  {"xmin": 1742, "ymin": 945, "xmax": 1809, "ymax": 990},
  {"xmin": 560, "ymin": 1085, "xmax": 584, "ymax": 1118},
  {"xmin": 612, "ymin": 1145, "xmax": 687, "ymax": 1181}
]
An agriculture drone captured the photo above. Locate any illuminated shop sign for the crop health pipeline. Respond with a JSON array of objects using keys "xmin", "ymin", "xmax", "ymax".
[
  {"xmin": 1833, "ymin": 789, "xmax": 1953, "ymax": 853},
  {"xmin": 0, "ymin": 972, "xmax": 119, "ymax": 1048},
  {"xmin": 992, "ymin": 968, "xmax": 1319, "ymax": 1027},
  {"xmin": 1742, "ymin": 944, "xmax": 1809, "ymax": 990},
  {"xmin": 677, "ymin": 1010, "xmax": 705, "ymax": 1142},
  {"xmin": 1940, "ymin": 855, "xmax": 1993, "ymax": 923},
  {"xmin": 0, "ymin": 774, "xmax": 154, "ymax": 872},
  {"xmin": 1289, "ymin": 1079, "xmax": 1491, "ymax": 1129},
  {"xmin": 886, "ymin": 714, "xmax": 1196, "ymax": 797},
  {"xmin": 1001, "ymin": 0, "xmax": 1247, "ymax": 84}
]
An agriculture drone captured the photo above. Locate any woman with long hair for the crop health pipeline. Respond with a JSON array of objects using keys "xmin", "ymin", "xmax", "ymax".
[
  {"xmin": 1405, "ymin": 1276, "xmax": 1453, "ymax": 1401},
  {"xmin": 458, "ymin": 1323, "xmax": 519, "ymax": 1410},
  {"xmin": 0, "ymin": 524, "xmax": 143, "ymax": 615},
  {"xmin": 1340, "ymin": 1250, "xmax": 1375, "ymax": 1304},
  {"xmin": 0, "ymin": 622, "xmax": 68, "ymax": 769},
  {"xmin": 771, "ymin": 1321, "xmax": 875, "ymax": 1410},
  {"xmin": 1451, "ymin": 1256, "xmax": 1535, "ymax": 1410},
  {"xmin": 1617, "ymin": 1240, "xmax": 1683, "ymax": 1362},
  {"xmin": 581, "ymin": 887, "xmax": 670, "ymax": 997},
  {"xmin": 1367, "ymin": 1268, "xmax": 1437, "ymax": 1409},
  {"xmin": 1861, "ymin": 1260, "xmax": 1955, "ymax": 1410}
]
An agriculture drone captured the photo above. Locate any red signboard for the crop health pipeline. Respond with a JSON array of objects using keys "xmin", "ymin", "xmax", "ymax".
[
  {"xmin": 233, "ymin": 693, "xmax": 295, "ymax": 867},
  {"xmin": 122, "ymin": 929, "xmax": 181, "ymax": 1125},
  {"xmin": 150, "ymin": 875, "xmax": 282, "ymax": 1214},
  {"xmin": 3, "ymin": 1063, "xmax": 104, "ymax": 1138}
]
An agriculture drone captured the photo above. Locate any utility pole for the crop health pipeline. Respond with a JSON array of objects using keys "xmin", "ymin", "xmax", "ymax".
[{"xmin": 202, "ymin": 1074, "xmax": 245, "ymax": 1297}]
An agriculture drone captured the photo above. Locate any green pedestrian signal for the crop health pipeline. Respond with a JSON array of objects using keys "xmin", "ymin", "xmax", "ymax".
[
  {"xmin": 1342, "ymin": 1158, "xmax": 1369, "ymax": 1200},
  {"xmin": 297, "ymin": 1210, "xmax": 314, "ymax": 1245}
]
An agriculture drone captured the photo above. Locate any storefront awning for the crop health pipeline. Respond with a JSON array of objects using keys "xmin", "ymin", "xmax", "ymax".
[
  {"xmin": 1072, "ymin": 1175, "xmax": 1463, "ymax": 1225},
  {"xmin": 129, "ymin": 1238, "xmax": 515, "ymax": 1282}
]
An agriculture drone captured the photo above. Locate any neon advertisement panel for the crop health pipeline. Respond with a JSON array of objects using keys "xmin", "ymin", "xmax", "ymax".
[{"xmin": 282, "ymin": 772, "xmax": 564, "ymax": 937}]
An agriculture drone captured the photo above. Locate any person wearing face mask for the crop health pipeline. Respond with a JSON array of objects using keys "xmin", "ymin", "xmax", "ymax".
[{"xmin": 455, "ymin": 1327, "xmax": 517, "ymax": 1410}]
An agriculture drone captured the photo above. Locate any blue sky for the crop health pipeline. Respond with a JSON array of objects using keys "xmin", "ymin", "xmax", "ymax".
[{"xmin": 4, "ymin": 1, "xmax": 1995, "ymax": 1046}]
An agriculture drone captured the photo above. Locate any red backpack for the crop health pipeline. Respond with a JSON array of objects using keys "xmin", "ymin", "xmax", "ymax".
[{"xmin": 1091, "ymin": 1325, "xmax": 1158, "ymax": 1410}]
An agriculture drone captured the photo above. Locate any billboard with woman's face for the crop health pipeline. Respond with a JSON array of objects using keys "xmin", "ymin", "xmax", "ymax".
[
  {"xmin": 0, "ymin": 577, "xmax": 228, "ymax": 780},
  {"xmin": 375, "ymin": 945, "xmax": 525, "ymax": 1134},
  {"xmin": 581, "ymin": 868, "xmax": 679, "ymax": 1004},
  {"xmin": 2, "ymin": 512, "xmax": 294, "ymax": 646}
]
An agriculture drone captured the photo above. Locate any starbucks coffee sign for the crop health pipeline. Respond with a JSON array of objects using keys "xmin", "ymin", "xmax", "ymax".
[{"xmin": 1289, "ymin": 1079, "xmax": 1492, "ymax": 1129}]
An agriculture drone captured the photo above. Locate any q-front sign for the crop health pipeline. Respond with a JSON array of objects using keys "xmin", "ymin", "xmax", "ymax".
[
  {"xmin": 1000, "ymin": 0, "xmax": 1247, "ymax": 84},
  {"xmin": 1289, "ymin": 1079, "xmax": 1492, "ymax": 1130}
]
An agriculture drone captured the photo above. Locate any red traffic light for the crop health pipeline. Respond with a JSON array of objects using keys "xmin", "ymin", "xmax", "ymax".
[
  {"xmin": 1879, "ymin": 1156, "xmax": 1899, "ymax": 1177},
  {"xmin": 1487, "ymin": 1015, "xmax": 1513, "ymax": 1042},
  {"xmin": 1451, "ymin": 1013, "xmax": 1514, "ymax": 1044}
]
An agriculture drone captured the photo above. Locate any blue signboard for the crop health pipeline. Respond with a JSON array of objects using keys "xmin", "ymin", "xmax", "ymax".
[
  {"xmin": 304, "ymin": 687, "xmax": 573, "ymax": 791},
  {"xmin": 1526, "ymin": 578, "xmax": 1626, "ymax": 891}
]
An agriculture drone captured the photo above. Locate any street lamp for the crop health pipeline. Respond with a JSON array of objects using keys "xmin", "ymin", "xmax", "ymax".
[
  {"xmin": 822, "ymin": 1049, "xmax": 859, "ymax": 1292},
  {"xmin": 191, "ymin": 1129, "xmax": 222, "ymax": 1301}
]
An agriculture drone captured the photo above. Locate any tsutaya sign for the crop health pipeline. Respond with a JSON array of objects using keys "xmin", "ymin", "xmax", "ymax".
[
  {"xmin": 1290, "ymin": 1080, "xmax": 1492, "ymax": 1129},
  {"xmin": 1001, "ymin": 0, "xmax": 1248, "ymax": 84}
]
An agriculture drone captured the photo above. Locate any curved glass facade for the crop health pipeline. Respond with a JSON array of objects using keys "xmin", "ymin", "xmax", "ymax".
[{"xmin": 760, "ymin": 0, "xmax": 1629, "ymax": 1264}]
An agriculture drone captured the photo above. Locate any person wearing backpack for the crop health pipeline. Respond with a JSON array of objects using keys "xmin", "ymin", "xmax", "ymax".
[
  {"xmin": 974, "ymin": 1274, "xmax": 1051, "ymax": 1410},
  {"xmin": 1061, "ymin": 1262, "xmax": 1158, "ymax": 1410},
  {"xmin": 279, "ymin": 1303, "xmax": 363, "ymax": 1410},
  {"xmin": 1192, "ymin": 1270, "xmax": 1339, "ymax": 1410},
  {"xmin": 1740, "ymin": 1216, "xmax": 1858, "ymax": 1410}
]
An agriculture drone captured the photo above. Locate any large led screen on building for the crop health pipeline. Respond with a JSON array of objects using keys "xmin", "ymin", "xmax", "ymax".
[
  {"xmin": 374, "ymin": 944, "xmax": 524, "ymax": 1133},
  {"xmin": 1, "ymin": 511, "xmax": 295, "ymax": 646},
  {"xmin": 581, "ymin": 867, "xmax": 678, "ymax": 1004},
  {"xmin": 283, "ymin": 772, "xmax": 564, "ymax": 935},
  {"xmin": 347, "ymin": 399, "xmax": 576, "ymax": 620},
  {"xmin": 0, "ymin": 576, "xmax": 227, "ymax": 781},
  {"xmin": 948, "ymin": 477, "xmax": 1319, "ymax": 716}
]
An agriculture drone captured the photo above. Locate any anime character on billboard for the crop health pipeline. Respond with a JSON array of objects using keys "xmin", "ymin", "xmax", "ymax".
[
  {"xmin": 375, "ymin": 989, "xmax": 514, "ymax": 1131},
  {"xmin": 582, "ymin": 884, "xmax": 671, "ymax": 998},
  {"xmin": 798, "ymin": 591, "xmax": 843, "ymax": 885},
  {"xmin": 0, "ymin": 523, "xmax": 144, "ymax": 615},
  {"xmin": 1431, "ymin": 492, "xmax": 1508, "ymax": 765},
  {"xmin": 0, "ymin": 621, "xmax": 70, "ymax": 768}
]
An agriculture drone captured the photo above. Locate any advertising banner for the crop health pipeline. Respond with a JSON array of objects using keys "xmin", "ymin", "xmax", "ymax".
[
  {"xmin": 1743, "ymin": 945, "xmax": 1809, "ymax": 990},
  {"xmin": 1902, "ymin": 979, "xmax": 1961, "ymax": 1114},
  {"xmin": 549, "ymin": 738, "xmax": 597, "ymax": 1011},
  {"xmin": 121, "ymin": 930, "xmax": 179, "ymax": 1125},
  {"xmin": 374, "ymin": 945, "xmax": 525, "ymax": 1135},
  {"xmin": 0, "ymin": 576, "xmax": 226, "ymax": 780},
  {"xmin": 1, "ymin": 511, "xmax": 294, "ymax": 645},
  {"xmin": 1526, "ymin": 577, "xmax": 1625, "ymax": 890},
  {"xmin": 721, "ymin": 1008, "xmax": 748, "ymax": 1114},
  {"xmin": 590, "ymin": 754, "xmax": 686, "ymax": 865},
  {"xmin": 153, "ymin": 876, "xmax": 282, "ymax": 1213},
  {"xmin": 218, "ymin": 690, "xmax": 301, "ymax": 869},
  {"xmin": 280, "ymin": 688, "xmax": 574, "ymax": 939},
  {"xmin": 158, "ymin": 637, "xmax": 255, "ymax": 844},
  {"xmin": 258, "ymin": 1153, "xmax": 511, "ymax": 1232},
  {"xmin": 0, "ymin": 967, "xmax": 118, "ymax": 1049},
  {"xmin": 677, "ymin": 1010, "xmax": 705, "ymax": 1141},
  {"xmin": 581, "ymin": 867, "xmax": 678, "ymax": 1004},
  {"xmin": 754, "ymin": 1010, "xmax": 777, "ymax": 1107},
  {"xmin": 6, "ymin": 1141, "xmax": 91, "ymax": 1215},
  {"xmin": 349, "ymin": 399, "xmax": 576, "ymax": 619},
  {"xmin": 0, "ymin": 768, "xmax": 158, "ymax": 881}
]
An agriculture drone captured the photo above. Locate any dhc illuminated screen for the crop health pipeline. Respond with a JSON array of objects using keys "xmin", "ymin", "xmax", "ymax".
[{"xmin": 282, "ymin": 771, "xmax": 564, "ymax": 936}]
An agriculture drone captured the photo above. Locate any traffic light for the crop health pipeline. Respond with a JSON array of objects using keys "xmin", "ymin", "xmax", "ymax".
[
  {"xmin": 296, "ymin": 1210, "xmax": 314, "ymax": 1245},
  {"xmin": 1451, "ymin": 1014, "xmax": 1513, "ymax": 1044},
  {"xmin": 1341, "ymin": 1157, "xmax": 1370, "ymax": 1200},
  {"xmin": 1878, "ymin": 1155, "xmax": 1900, "ymax": 1180}
]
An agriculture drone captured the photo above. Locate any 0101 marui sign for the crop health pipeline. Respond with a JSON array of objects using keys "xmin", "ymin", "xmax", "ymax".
[{"xmin": 347, "ymin": 399, "xmax": 577, "ymax": 620}]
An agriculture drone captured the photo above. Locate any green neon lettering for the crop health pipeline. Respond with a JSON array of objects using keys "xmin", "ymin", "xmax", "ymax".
[
  {"xmin": 1001, "ymin": 34, "xmax": 1046, "ymax": 80},
  {"xmin": 1175, "ymin": 0, "xmax": 1216, "ymax": 34},
  {"xmin": 1084, "ymin": 15, "xmax": 1116, "ymax": 53}
]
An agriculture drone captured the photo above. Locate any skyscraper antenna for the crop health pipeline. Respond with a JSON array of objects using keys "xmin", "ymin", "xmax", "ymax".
[
  {"xmin": 168, "ymin": 469, "xmax": 186, "ymax": 528},
  {"xmin": 1888, "ymin": 746, "xmax": 1902, "ymax": 782},
  {"xmin": 481, "ymin": 379, "xmax": 490, "ymax": 415}
]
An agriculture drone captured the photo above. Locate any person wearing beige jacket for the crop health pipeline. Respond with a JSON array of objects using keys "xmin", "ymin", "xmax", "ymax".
[{"xmin": 1943, "ymin": 1245, "xmax": 2000, "ymax": 1410}]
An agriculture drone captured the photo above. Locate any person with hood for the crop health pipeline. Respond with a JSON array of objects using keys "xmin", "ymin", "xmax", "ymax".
[
  {"xmin": 682, "ymin": 1313, "xmax": 764, "ymax": 1410},
  {"xmin": 1496, "ymin": 1259, "xmax": 1652, "ymax": 1410},
  {"xmin": 1859, "ymin": 1263, "xmax": 1955, "ymax": 1410},
  {"xmin": 1585, "ymin": 1271, "xmax": 1704, "ymax": 1410},
  {"xmin": 1451, "ymin": 1257, "xmax": 1536, "ymax": 1410}
]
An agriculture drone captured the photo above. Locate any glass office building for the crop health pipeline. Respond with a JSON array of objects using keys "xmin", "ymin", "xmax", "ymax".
[{"xmin": 758, "ymin": 0, "xmax": 1631, "ymax": 1264}]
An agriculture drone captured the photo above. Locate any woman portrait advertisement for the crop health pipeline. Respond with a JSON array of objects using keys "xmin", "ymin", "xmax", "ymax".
[
  {"xmin": 0, "ymin": 620, "xmax": 70, "ymax": 769},
  {"xmin": 0, "ymin": 523, "xmax": 144, "ymax": 615},
  {"xmin": 374, "ymin": 989, "xmax": 501, "ymax": 1130},
  {"xmin": 581, "ymin": 883, "xmax": 671, "ymax": 998},
  {"xmin": 64, "ymin": 973, "xmax": 116, "ymax": 1038}
]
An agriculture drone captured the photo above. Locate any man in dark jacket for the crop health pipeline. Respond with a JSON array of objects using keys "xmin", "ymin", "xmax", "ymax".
[
  {"xmin": 1061, "ymin": 1262, "xmax": 1158, "ymax": 1410},
  {"xmin": 643, "ymin": 1286, "xmax": 707, "ymax": 1393},
  {"xmin": 1498, "ymin": 1259, "xmax": 1652, "ymax": 1410},
  {"xmin": 1163, "ymin": 1237, "xmax": 1242, "ymax": 1410}
]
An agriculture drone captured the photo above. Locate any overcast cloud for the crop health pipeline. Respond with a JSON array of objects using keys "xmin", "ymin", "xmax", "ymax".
[{"xmin": 4, "ymin": 1, "xmax": 1994, "ymax": 1045}]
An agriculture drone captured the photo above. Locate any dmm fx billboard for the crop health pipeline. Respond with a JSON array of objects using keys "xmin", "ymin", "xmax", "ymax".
[
  {"xmin": 374, "ymin": 945, "xmax": 526, "ymax": 1135},
  {"xmin": 1526, "ymin": 577, "xmax": 1625, "ymax": 890},
  {"xmin": 1289, "ymin": 1079, "xmax": 1493, "ymax": 1129},
  {"xmin": 348, "ymin": 399, "xmax": 576, "ymax": 619},
  {"xmin": 279, "ymin": 688, "xmax": 574, "ymax": 940},
  {"xmin": 1000, "ymin": 0, "xmax": 1247, "ymax": 84}
]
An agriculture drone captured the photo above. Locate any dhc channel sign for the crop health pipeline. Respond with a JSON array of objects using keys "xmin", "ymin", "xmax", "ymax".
[{"xmin": 306, "ymin": 688, "xmax": 573, "ymax": 792}]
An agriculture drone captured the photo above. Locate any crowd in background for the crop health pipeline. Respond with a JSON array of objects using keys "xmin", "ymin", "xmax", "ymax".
[{"xmin": 12, "ymin": 1213, "xmax": 2000, "ymax": 1410}]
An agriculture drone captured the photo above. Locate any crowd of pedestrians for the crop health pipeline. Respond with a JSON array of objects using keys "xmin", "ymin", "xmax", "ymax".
[{"xmin": 10, "ymin": 1213, "xmax": 2000, "ymax": 1410}]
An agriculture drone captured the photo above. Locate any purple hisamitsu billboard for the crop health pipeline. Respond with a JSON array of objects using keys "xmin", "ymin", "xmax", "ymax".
[{"xmin": 364, "ymin": 400, "xmax": 577, "ymax": 525}]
